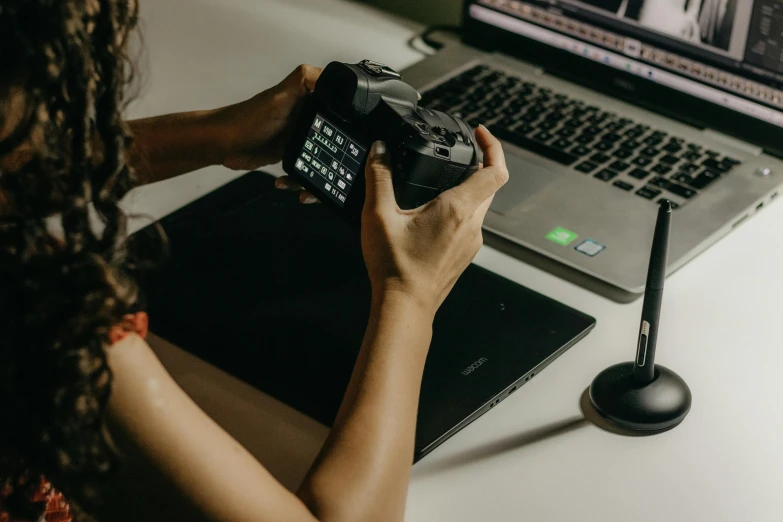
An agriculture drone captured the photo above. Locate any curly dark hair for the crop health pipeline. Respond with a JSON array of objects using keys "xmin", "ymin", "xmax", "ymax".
[{"xmin": 0, "ymin": 1, "xmax": 147, "ymax": 520}]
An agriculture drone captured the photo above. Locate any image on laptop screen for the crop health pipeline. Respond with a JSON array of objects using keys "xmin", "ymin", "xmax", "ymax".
[{"xmin": 469, "ymin": 0, "xmax": 783, "ymax": 128}]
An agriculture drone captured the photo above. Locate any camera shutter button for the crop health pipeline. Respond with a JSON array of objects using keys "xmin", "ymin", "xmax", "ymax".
[{"xmin": 433, "ymin": 126, "xmax": 449, "ymax": 136}]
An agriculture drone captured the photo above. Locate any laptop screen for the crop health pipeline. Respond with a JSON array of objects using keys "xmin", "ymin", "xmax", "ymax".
[{"xmin": 468, "ymin": 0, "xmax": 783, "ymax": 128}]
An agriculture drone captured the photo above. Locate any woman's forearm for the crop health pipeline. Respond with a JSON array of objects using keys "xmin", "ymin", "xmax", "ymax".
[
  {"xmin": 297, "ymin": 290, "xmax": 434, "ymax": 522},
  {"xmin": 127, "ymin": 111, "xmax": 229, "ymax": 185}
]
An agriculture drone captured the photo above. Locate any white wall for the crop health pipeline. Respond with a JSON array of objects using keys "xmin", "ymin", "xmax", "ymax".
[{"xmin": 361, "ymin": 0, "xmax": 461, "ymax": 25}]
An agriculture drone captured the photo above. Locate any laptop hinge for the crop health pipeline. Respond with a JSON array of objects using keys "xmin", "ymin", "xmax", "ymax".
[{"xmin": 700, "ymin": 129, "xmax": 763, "ymax": 157}]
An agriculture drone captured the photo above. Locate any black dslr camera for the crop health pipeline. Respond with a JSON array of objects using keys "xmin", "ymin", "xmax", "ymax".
[{"xmin": 283, "ymin": 60, "xmax": 482, "ymax": 224}]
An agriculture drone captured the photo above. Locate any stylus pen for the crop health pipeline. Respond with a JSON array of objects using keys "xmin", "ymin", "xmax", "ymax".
[{"xmin": 634, "ymin": 200, "xmax": 672, "ymax": 384}]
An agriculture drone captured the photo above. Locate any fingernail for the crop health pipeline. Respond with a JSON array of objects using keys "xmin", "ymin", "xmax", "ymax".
[
  {"xmin": 479, "ymin": 124, "xmax": 488, "ymax": 131},
  {"xmin": 371, "ymin": 141, "xmax": 387, "ymax": 157},
  {"xmin": 301, "ymin": 194, "xmax": 318, "ymax": 204}
]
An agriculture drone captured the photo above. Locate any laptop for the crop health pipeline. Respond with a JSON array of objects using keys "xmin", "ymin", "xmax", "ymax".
[
  {"xmin": 137, "ymin": 172, "xmax": 596, "ymax": 460},
  {"xmin": 401, "ymin": 0, "xmax": 783, "ymax": 293}
]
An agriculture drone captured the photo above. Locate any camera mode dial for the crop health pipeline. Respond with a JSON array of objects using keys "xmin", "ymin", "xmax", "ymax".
[{"xmin": 358, "ymin": 60, "xmax": 401, "ymax": 80}]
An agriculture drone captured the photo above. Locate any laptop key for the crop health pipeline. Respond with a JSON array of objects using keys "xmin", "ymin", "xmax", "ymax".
[
  {"xmin": 667, "ymin": 183, "xmax": 696, "ymax": 199},
  {"xmin": 539, "ymin": 120, "xmax": 558, "ymax": 130},
  {"xmin": 613, "ymin": 149, "xmax": 633, "ymax": 160},
  {"xmin": 488, "ymin": 125, "xmax": 579, "ymax": 166},
  {"xmin": 533, "ymin": 131, "xmax": 554, "ymax": 142},
  {"xmin": 680, "ymin": 163, "xmax": 700, "ymax": 174},
  {"xmin": 624, "ymin": 128, "xmax": 645, "ymax": 138},
  {"xmin": 575, "ymin": 161, "xmax": 599, "ymax": 173},
  {"xmin": 649, "ymin": 177, "xmax": 670, "ymax": 189},
  {"xmin": 643, "ymin": 136, "xmax": 663, "ymax": 146},
  {"xmin": 650, "ymin": 177, "xmax": 696, "ymax": 199},
  {"xmin": 621, "ymin": 140, "xmax": 643, "ymax": 150},
  {"xmin": 609, "ymin": 160, "xmax": 631, "ymax": 172},
  {"xmin": 594, "ymin": 141, "xmax": 614, "ymax": 152},
  {"xmin": 629, "ymin": 168, "xmax": 650, "ymax": 180},
  {"xmin": 687, "ymin": 170, "xmax": 721, "ymax": 189},
  {"xmin": 590, "ymin": 152, "xmax": 612, "ymax": 164},
  {"xmin": 663, "ymin": 142, "xmax": 683, "ymax": 153},
  {"xmin": 641, "ymin": 147, "xmax": 661, "ymax": 157},
  {"xmin": 705, "ymin": 150, "xmax": 720, "ymax": 157},
  {"xmin": 481, "ymin": 109, "xmax": 499, "ymax": 119},
  {"xmin": 613, "ymin": 180, "xmax": 635, "ymax": 191},
  {"xmin": 557, "ymin": 127, "xmax": 577, "ymax": 137},
  {"xmin": 595, "ymin": 169, "xmax": 618, "ymax": 181},
  {"xmin": 651, "ymin": 164, "xmax": 672, "ymax": 175},
  {"xmin": 552, "ymin": 138, "xmax": 572, "ymax": 150},
  {"xmin": 723, "ymin": 156, "xmax": 741, "ymax": 165},
  {"xmin": 702, "ymin": 158, "xmax": 732, "ymax": 173},
  {"xmin": 682, "ymin": 151, "xmax": 702, "ymax": 162},
  {"xmin": 659, "ymin": 154, "xmax": 680, "ymax": 165},
  {"xmin": 632, "ymin": 156, "xmax": 653, "ymax": 167},
  {"xmin": 547, "ymin": 112, "xmax": 566, "ymax": 121},
  {"xmin": 571, "ymin": 145, "xmax": 592, "ymax": 156},
  {"xmin": 673, "ymin": 172, "xmax": 694, "ymax": 184},
  {"xmin": 575, "ymin": 134, "xmax": 595, "ymax": 144},
  {"xmin": 602, "ymin": 133, "xmax": 623, "ymax": 143},
  {"xmin": 636, "ymin": 186, "xmax": 662, "ymax": 199}
]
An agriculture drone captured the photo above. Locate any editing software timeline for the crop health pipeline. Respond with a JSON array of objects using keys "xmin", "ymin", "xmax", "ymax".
[
  {"xmin": 746, "ymin": 1, "xmax": 783, "ymax": 75},
  {"xmin": 475, "ymin": 1, "xmax": 783, "ymax": 125},
  {"xmin": 293, "ymin": 114, "xmax": 368, "ymax": 207}
]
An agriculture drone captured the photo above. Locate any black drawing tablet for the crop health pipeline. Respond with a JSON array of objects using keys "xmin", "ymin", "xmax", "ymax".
[{"xmin": 138, "ymin": 172, "xmax": 596, "ymax": 460}]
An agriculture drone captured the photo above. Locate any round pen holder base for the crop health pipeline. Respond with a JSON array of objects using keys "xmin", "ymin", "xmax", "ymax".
[{"xmin": 589, "ymin": 362, "xmax": 692, "ymax": 432}]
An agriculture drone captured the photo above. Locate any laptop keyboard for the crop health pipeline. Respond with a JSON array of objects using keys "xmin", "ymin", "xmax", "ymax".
[{"xmin": 420, "ymin": 65, "xmax": 743, "ymax": 207}]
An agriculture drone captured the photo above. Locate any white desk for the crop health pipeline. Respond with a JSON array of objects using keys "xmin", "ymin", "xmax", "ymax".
[{"xmin": 127, "ymin": 1, "xmax": 783, "ymax": 521}]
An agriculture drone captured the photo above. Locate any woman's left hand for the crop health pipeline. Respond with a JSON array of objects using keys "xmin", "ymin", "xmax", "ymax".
[{"xmin": 217, "ymin": 64, "xmax": 322, "ymax": 172}]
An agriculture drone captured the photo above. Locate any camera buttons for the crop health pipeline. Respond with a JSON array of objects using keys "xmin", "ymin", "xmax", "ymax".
[
  {"xmin": 415, "ymin": 123, "xmax": 430, "ymax": 135},
  {"xmin": 458, "ymin": 131, "xmax": 472, "ymax": 146},
  {"xmin": 358, "ymin": 60, "xmax": 401, "ymax": 79}
]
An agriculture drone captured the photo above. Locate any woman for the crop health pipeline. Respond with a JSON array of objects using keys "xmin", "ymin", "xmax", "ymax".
[
  {"xmin": 0, "ymin": 1, "xmax": 508, "ymax": 521},
  {"xmin": 636, "ymin": 0, "xmax": 703, "ymax": 43},
  {"xmin": 635, "ymin": 0, "xmax": 734, "ymax": 50}
]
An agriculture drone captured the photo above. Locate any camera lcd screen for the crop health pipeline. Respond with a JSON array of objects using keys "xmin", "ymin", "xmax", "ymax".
[{"xmin": 293, "ymin": 113, "xmax": 368, "ymax": 207}]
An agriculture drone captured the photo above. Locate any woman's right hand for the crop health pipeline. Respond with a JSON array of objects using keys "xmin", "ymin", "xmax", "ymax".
[{"xmin": 361, "ymin": 125, "xmax": 508, "ymax": 316}]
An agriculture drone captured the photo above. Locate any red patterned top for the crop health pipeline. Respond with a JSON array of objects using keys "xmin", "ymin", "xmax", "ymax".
[
  {"xmin": 0, "ymin": 312, "xmax": 149, "ymax": 522},
  {"xmin": 0, "ymin": 477, "xmax": 72, "ymax": 522}
]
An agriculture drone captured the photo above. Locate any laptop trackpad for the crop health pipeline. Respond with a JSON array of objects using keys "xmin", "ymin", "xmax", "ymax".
[{"xmin": 490, "ymin": 156, "xmax": 560, "ymax": 215}]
